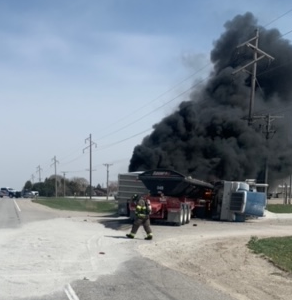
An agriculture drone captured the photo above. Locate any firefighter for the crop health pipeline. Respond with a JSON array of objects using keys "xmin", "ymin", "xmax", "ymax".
[{"xmin": 126, "ymin": 194, "xmax": 153, "ymax": 240}]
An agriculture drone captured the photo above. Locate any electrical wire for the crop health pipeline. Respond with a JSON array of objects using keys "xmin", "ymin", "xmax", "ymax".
[
  {"xmin": 96, "ymin": 128, "xmax": 153, "ymax": 151},
  {"xmin": 30, "ymin": 8, "xmax": 292, "ymax": 182},
  {"xmin": 95, "ymin": 63, "xmax": 212, "ymax": 138},
  {"xmin": 95, "ymin": 76, "xmax": 208, "ymax": 141},
  {"xmin": 281, "ymin": 29, "xmax": 292, "ymax": 38},
  {"xmin": 263, "ymin": 8, "xmax": 292, "ymax": 28}
]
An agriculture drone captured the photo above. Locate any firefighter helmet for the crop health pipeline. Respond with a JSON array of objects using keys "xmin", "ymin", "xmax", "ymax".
[{"xmin": 132, "ymin": 194, "xmax": 139, "ymax": 201}]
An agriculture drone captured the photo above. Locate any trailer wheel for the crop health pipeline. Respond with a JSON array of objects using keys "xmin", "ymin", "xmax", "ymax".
[
  {"xmin": 181, "ymin": 204, "xmax": 188, "ymax": 225},
  {"xmin": 175, "ymin": 208, "xmax": 184, "ymax": 226},
  {"xmin": 180, "ymin": 208, "xmax": 185, "ymax": 225},
  {"xmin": 185, "ymin": 204, "xmax": 191, "ymax": 223},
  {"xmin": 183, "ymin": 204, "xmax": 188, "ymax": 225}
]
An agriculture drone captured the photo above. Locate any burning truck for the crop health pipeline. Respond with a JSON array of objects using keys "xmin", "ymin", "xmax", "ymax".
[{"xmin": 117, "ymin": 169, "xmax": 266, "ymax": 225}]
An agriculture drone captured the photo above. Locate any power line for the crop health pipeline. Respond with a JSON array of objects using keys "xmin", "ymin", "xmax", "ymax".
[
  {"xmin": 61, "ymin": 153, "xmax": 85, "ymax": 166},
  {"xmin": 95, "ymin": 128, "xmax": 152, "ymax": 151},
  {"xmin": 257, "ymin": 59, "xmax": 292, "ymax": 77},
  {"xmin": 263, "ymin": 8, "xmax": 292, "ymax": 28},
  {"xmin": 96, "ymin": 76, "xmax": 209, "ymax": 141},
  {"xmin": 30, "ymin": 64, "xmax": 211, "ymax": 180},
  {"xmin": 281, "ymin": 29, "xmax": 292, "ymax": 38},
  {"xmin": 30, "ymin": 10, "xmax": 292, "ymax": 182},
  {"xmin": 95, "ymin": 63, "xmax": 212, "ymax": 138}
]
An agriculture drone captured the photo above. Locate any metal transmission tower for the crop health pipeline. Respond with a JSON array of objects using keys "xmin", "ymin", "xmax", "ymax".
[
  {"xmin": 51, "ymin": 156, "xmax": 59, "ymax": 198},
  {"xmin": 31, "ymin": 174, "xmax": 35, "ymax": 184},
  {"xmin": 83, "ymin": 134, "xmax": 97, "ymax": 199},
  {"xmin": 232, "ymin": 29, "xmax": 275, "ymax": 125},
  {"xmin": 36, "ymin": 165, "xmax": 43, "ymax": 182},
  {"xmin": 103, "ymin": 163, "xmax": 113, "ymax": 200}
]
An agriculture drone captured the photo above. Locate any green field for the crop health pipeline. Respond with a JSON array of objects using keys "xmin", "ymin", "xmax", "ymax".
[
  {"xmin": 32, "ymin": 197, "xmax": 118, "ymax": 213},
  {"xmin": 266, "ymin": 204, "xmax": 292, "ymax": 213},
  {"xmin": 248, "ymin": 204, "xmax": 292, "ymax": 273},
  {"xmin": 248, "ymin": 235, "xmax": 292, "ymax": 273}
]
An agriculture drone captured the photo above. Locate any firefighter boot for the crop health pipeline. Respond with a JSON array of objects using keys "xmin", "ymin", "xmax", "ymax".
[
  {"xmin": 126, "ymin": 233, "xmax": 135, "ymax": 239},
  {"xmin": 144, "ymin": 233, "xmax": 153, "ymax": 240}
]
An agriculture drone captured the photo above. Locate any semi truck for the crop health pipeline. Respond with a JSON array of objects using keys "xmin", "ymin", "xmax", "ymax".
[{"xmin": 117, "ymin": 169, "xmax": 266, "ymax": 225}]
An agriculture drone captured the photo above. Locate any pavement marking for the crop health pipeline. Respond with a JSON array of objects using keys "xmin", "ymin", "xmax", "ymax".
[
  {"xmin": 64, "ymin": 283, "xmax": 80, "ymax": 300},
  {"xmin": 13, "ymin": 199, "xmax": 21, "ymax": 212}
]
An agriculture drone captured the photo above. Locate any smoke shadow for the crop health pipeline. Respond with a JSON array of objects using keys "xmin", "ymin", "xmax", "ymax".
[{"xmin": 98, "ymin": 218, "xmax": 132, "ymax": 230}]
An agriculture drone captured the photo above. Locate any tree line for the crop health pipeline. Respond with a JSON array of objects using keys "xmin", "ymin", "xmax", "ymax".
[{"xmin": 23, "ymin": 175, "xmax": 118, "ymax": 197}]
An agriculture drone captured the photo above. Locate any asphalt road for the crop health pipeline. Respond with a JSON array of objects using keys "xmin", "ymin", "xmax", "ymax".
[
  {"xmin": 17, "ymin": 258, "xmax": 235, "ymax": 300},
  {"xmin": 0, "ymin": 197, "xmax": 21, "ymax": 228},
  {"xmin": 0, "ymin": 198, "xmax": 237, "ymax": 300}
]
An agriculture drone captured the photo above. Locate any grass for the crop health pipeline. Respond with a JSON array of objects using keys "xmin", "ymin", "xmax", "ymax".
[
  {"xmin": 248, "ymin": 235, "xmax": 292, "ymax": 273},
  {"xmin": 266, "ymin": 204, "xmax": 292, "ymax": 213},
  {"xmin": 249, "ymin": 204, "xmax": 292, "ymax": 272},
  {"xmin": 32, "ymin": 197, "xmax": 118, "ymax": 213}
]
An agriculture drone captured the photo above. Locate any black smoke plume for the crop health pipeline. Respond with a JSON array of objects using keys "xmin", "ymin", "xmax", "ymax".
[{"xmin": 129, "ymin": 12, "xmax": 292, "ymax": 183}]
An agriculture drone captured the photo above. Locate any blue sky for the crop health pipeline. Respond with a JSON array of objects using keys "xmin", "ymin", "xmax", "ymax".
[{"xmin": 1, "ymin": 0, "xmax": 292, "ymax": 190}]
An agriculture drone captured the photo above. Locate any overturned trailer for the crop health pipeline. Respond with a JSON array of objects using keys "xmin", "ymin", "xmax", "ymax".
[{"xmin": 118, "ymin": 169, "xmax": 266, "ymax": 225}]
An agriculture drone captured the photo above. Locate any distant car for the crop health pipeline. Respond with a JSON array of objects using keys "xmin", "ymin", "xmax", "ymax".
[
  {"xmin": 0, "ymin": 190, "xmax": 4, "ymax": 198},
  {"xmin": 22, "ymin": 191, "xmax": 39, "ymax": 198},
  {"xmin": 31, "ymin": 191, "xmax": 39, "ymax": 197},
  {"xmin": 1, "ymin": 187, "xmax": 17, "ymax": 198},
  {"xmin": 23, "ymin": 191, "xmax": 33, "ymax": 198}
]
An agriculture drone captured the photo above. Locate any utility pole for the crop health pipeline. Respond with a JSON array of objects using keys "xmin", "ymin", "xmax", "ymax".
[
  {"xmin": 232, "ymin": 29, "xmax": 275, "ymax": 125},
  {"xmin": 103, "ymin": 163, "xmax": 113, "ymax": 200},
  {"xmin": 31, "ymin": 174, "xmax": 35, "ymax": 184},
  {"xmin": 83, "ymin": 134, "xmax": 97, "ymax": 199},
  {"xmin": 51, "ymin": 156, "xmax": 59, "ymax": 198},
  {"xmin": 289, "ymin": 174, "xmax": 292, "ymax": 204},
  {"xmin": 254, "ymin": 114, "xmax": 284, "ymax": 193},
  {"xmin": 36, "ymin": 165, "xmax": 43, "ymax": 182},
  {"xmin": 61, "ymin": 171, "xmax": 68, "ymax": 197}
]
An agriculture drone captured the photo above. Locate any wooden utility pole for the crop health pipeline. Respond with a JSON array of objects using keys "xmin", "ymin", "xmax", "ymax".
[
  {"xmin": 103, "ymin": 163, "xmax": 113, "ymax": 200},
  {"xmin": 61, "ymin": 171, "xmax": 68, "ymax": 197},
  {"xmin": 83, "ymin": 134, "xmax": 97, "ymax": 199},
  {"xmin": 51, "ymin": 156, "xmax": 59, "ymax": 197},
  {"xmin": 289, "ymin": 175, "xmax": 292, "ymax": 205},
  {"xmin": 232, "ymin": 29, "xmax": 274, "ymax": 125},
  {"xmin": 252, "ymin": 114, "xmax": 283, "ymax": 193}
]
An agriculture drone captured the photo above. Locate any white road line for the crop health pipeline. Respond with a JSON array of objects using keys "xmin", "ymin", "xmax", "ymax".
[
  {"xmin": 13, "ymin": 199, "xmax": 21, "ymax": 212},
  {"xmin": 64, "ymin": 283, "xmax": 80, "ymax": 300}
]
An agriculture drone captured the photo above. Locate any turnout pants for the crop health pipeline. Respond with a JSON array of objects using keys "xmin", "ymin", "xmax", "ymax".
[{"xmin": 131, "ymin": 216, "xmax": 152, "ymax": 235}]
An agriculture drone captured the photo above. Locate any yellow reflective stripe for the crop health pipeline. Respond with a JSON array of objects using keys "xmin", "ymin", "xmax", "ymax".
[{"xmin": 136, "ymin": 206, "xmax": 146, "ymax": 211}]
